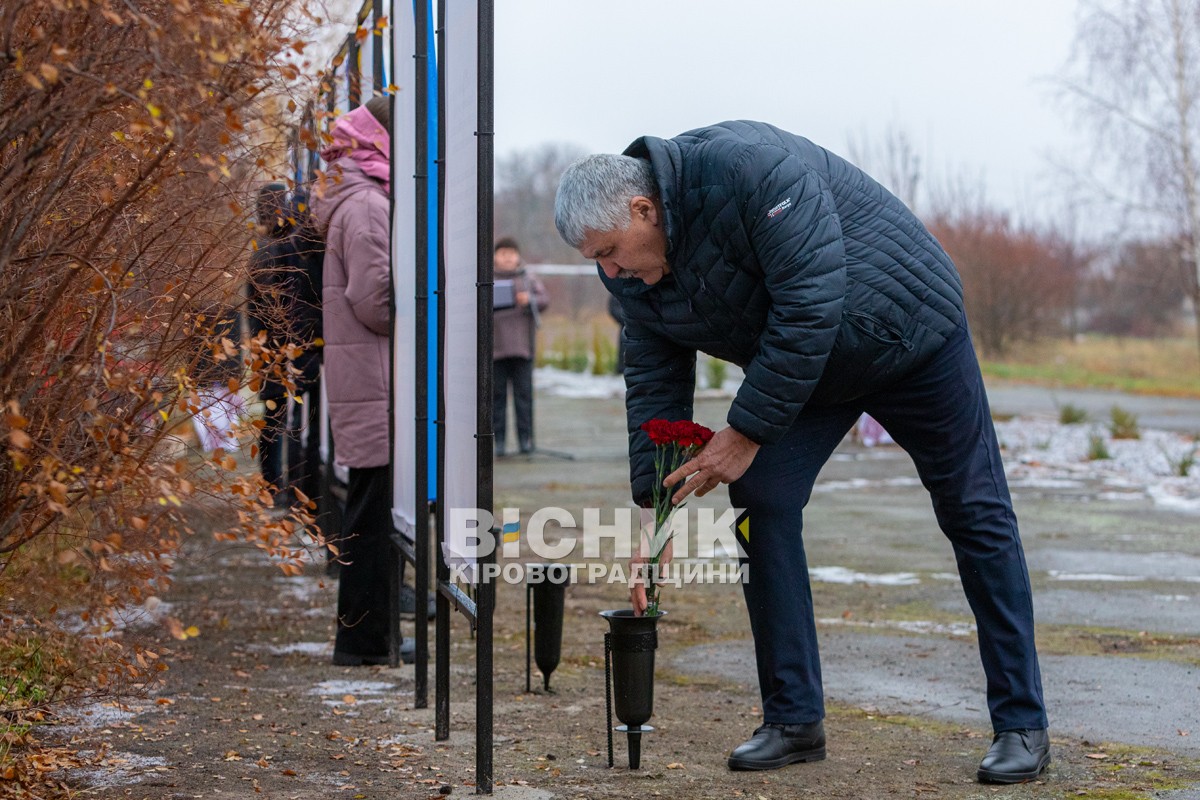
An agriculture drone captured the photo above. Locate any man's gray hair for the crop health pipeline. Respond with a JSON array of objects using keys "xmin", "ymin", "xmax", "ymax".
[{"xmin": 554, "ymin": 154, "xmax": 657, "ymax": 248}]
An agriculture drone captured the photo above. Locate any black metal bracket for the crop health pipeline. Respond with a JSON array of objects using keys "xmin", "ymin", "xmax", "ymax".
[{"xmin": 604, "ymin": 632, "xmax": 614, "ymax": 769}]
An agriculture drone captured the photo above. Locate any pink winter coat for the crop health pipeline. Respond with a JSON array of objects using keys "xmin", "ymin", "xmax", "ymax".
[{"xmin": 312, "ymin": 108, "xmax": 391, "ymax": 469}]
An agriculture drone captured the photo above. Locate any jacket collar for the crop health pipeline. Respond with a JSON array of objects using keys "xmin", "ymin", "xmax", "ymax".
[{"xmin": 622, "ymin": 134, "xmax": 684, "ymax": 262}]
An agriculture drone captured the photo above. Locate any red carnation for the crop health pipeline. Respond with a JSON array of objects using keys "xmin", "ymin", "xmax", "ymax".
[
  {"xmin": 665, "ymin": 419, "xmax": 714, "ymax": 449},
  {"xmin": 640, "ymin": 419, "xmax": 676, "ymax": 446},
  {"xmin": 637, "ymin": 418, "xmax": 717, "ymax": 615}
]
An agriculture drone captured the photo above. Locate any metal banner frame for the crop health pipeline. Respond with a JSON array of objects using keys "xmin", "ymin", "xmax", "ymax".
[
  {"xmin": 299, "ymin": 0, "xmax": 496, "ymax": 791},
  {"xmin": 435, "ymin": 0, "xmax": 495, "ymax": 792}
]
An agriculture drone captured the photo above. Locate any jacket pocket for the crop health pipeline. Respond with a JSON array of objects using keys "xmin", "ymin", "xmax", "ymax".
[{"xmin": 845, "ymin": 311, "xmax": 914, "ymax": 352}]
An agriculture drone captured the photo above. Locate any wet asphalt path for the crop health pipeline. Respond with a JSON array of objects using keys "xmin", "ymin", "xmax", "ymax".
[{"xmin": 513, "ymin": 380, "xmax": 1200, "ymax": 793}]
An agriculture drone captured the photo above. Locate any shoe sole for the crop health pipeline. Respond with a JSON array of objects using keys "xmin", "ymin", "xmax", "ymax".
[
  {"xmin": 331, "ymin": 653, "xmax": 390, "ymax": 666},
  {"xmin": 727, "ymin": 746, "xmax": 826, "ymax": 771},
  {"xmin": 977, "ymin": 752, "xmax": 1051, "ymax": 784},
  {"xmin": 332, "ymin": 653, "xmax": 416, "ymax": 666}
]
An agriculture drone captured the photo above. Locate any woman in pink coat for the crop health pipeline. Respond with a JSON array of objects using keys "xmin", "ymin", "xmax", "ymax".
[{"xmin": 312, "ymin": 96, "xmax": 404, "ymax": 665}]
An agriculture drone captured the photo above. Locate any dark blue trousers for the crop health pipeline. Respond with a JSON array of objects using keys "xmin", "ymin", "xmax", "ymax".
[{"xmin": 728, "ymin": 326, "xmax": 1047, "ymax": 733}]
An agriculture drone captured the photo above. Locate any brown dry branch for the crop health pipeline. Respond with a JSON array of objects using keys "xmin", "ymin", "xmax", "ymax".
[{"xmin": 0, "ymin": 0, "xmax": 331, "ymax": 781}]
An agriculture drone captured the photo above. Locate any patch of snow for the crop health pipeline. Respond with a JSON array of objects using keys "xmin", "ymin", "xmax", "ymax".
[
  {"xmin": 376, "ymin": 733, "xmax": 416, "ymax": 746},
  {"xmin": 814, "ymin": 476, "xmax": 923, "ymax": 492},
  {"xmin": 1147, "ymin": 483, "xmax": 1200, "ymax": 513},
  {"xmin": 274, "ymin": 575, "xmax": 332, "ymax": 602},
  {"xmin": 308, "ymin": 680, "xmax": 397, "ymax": 696},
  {"xmin": 534, "ymin": 367, "xmax": 625, "ymax": 399},
  {"xmin": 251, "ymin": 641, "xmax": 332, "ymax": 656},
  {"xmin": 995, "ymin": 419, "xmax": 1200, "ymax": 514},
  {"xmin": 1007, "ymin": 477, "xmax": 1086, "ymax": 489},
  {"xmin": 56, "ymin": 703, "xmax": 141, "ymax": 735},
  {"xmin": 115, "ymin": 597, "xmax": 175, "ymax": 630},
  {"xmin": 818, "ymin": 617, "xmax": 977, "ymax": 637},
  {"xmin": 809, "ymin": 566, "xmax": 921, "ymax": 586},
  {"xmin": 178, "ymin": 572, "xmax": 217, "ymax": 583},
  {"xmin": 1048, "ymin": 571, "xmax": 1145, "ymax": 582},
  {"xmin": 71, "ymin": 752, "xmax": 167, "ymax": 788}
]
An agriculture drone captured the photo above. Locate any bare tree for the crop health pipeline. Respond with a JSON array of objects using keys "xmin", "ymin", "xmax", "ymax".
[
  {"xmin": 1087, "ymin": 240, "xmax": 1186, "ymax": 336},
  {"xmin": 1061, "ymin": 0, "xmax": 1200, "ymax": 361},
  {"xmin": 494, "ymin": 142, "xmax": 589, "ymax": 263},
  {"xmin": 845, "ymin": 121, "xmax": 923, "ymax": 211},
  {"xmin": 0, "ymin": 0, "xmax": 318, "ymax": 727}
]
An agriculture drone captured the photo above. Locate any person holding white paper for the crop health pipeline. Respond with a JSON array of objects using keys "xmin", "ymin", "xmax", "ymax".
[{"xmin": 491, "ymin": 237, "xmax": 548, "ymax": 456}]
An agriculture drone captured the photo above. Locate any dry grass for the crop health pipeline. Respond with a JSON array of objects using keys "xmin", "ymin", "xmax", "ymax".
[
  {"xmin": 544, "ymin": 308, "xmax": 1200, "ymax": 399},
  {"xmin": 980, "ymin": 334, "xmax": 1200, "ymax": 398}
]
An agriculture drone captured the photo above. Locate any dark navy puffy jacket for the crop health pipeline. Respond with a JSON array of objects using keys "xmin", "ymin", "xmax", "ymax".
[{"xmin": 605, "ymin": 121, "xmax": 965, "ymax": 505}]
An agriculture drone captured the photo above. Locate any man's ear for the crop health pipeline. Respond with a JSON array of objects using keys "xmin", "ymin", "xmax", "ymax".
[{"xmin": 630, "ymin": 195, "xmax": 658, "ymax": 226}]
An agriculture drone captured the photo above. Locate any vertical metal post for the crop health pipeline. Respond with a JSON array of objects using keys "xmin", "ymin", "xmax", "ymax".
[
  {"xmin": 525, "ymin": 582, "xmax": 532, "ymax": 693},
  {"xmin": 412, "ymin": 0, "xmax": 430, "ymax": 711},
  {"xmin": 433, "ymin": 0, "xmax": 451, "ymax": 744},
  {"xmin": 605, "ymin": 632, "xmax": 614, "ymax": 768},
  {"xmin": 474, "ymin": 0, "xmax": 495, "ymax": 792},
  {"xmin": 383, "ymin": 0, "xmax": 399, "ymax": 674},
  {"xmin": 347, "ymin": 32, "xmax": 361, "ymax": 108},
  {"xmin": 372, "ymin": 0, "xmax": 385, "ymax": 95}
]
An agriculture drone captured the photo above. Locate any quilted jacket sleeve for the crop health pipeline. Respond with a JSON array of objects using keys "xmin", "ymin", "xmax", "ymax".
[
  {"xmin": 726, "ymin": 145, "xmax": 847, "ymax": 444},
  {"xmin": 341, "ymin": 192, "xmax": 392, "ymax": 337},
  {"xmin": 622, "ymin": 314, "xmax": 696, "ymax": 506}
]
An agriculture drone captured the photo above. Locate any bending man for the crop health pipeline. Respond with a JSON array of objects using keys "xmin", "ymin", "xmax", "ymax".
[{"xmin": 554, "ymin": 120, "xmax": 1049, "ymax": 784}]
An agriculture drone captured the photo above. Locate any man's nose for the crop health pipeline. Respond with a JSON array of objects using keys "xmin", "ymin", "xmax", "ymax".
[{"xmin": 598, "ymin": 258, "xmax": 620, "ymax": 279}]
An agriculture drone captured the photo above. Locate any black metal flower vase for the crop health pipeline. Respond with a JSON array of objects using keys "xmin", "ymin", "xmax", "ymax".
[
  {"xmin": 526, "ymin": 564, "xmax": 570, "ymax": 692},
  {"xmin": 600, "ymin": 609, "xmax": 665, "ymax": 770}
]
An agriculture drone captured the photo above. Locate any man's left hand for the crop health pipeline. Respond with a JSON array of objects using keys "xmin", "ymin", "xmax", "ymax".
[{"xmin": 663, "ymin": 426, "xmax": 760, "ymax": 504}]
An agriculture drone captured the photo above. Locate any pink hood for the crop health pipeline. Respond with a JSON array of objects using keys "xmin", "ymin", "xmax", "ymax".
[{"xmin": 320, "ymin": 105, "xmax": 390, "ymax": 193}]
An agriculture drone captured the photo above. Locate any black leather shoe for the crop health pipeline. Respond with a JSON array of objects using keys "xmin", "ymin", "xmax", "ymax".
[
  {"xmin": 727, "ymin": 721, "xmax": 826, "ymax": 771},
  {"xmin": 977, "ymin": 728, "xmax": 1051, "ymax": 783}
]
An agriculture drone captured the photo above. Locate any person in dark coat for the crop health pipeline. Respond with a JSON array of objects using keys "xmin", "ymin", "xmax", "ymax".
[
  {"xmin": 247, "ymin": 182, "xmax": 291, "ymax": 499},
  {"xmin": 491, "ymin": 237, "xmax": 548, "ymax": 456},
  {"xmin": 279, "ymin": 190, "xmax": 323, "ymax": 506},
  {"xmin": 247, "ymin": 183, "xmax": 323, "ymax": 507},
  {"xmin": 554, "ymin": 121, "xmax": 1049, "ymax": 784}
]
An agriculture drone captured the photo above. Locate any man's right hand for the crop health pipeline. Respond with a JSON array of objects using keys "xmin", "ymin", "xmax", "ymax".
[{"xmin": 664, "ymin": 425, "xmax": 760, "ymax": 505}]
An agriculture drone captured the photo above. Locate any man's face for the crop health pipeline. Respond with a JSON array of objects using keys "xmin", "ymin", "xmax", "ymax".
[
  {"xmin": 579, "ymin": 196, "xmax": 670, "ymax": 286},
  {"xmin": 493, "ymin": 247, "xmax": 520, "ymax": 271}
]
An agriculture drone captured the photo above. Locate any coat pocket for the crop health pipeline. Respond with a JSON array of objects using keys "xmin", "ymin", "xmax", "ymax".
[
  {"xmin": 845, "ymin": 311, "xmax": 914, "ymax": 352},
  {"xmin": 810, "ymin": 311, "xmax": 916, "ymax": 404}
]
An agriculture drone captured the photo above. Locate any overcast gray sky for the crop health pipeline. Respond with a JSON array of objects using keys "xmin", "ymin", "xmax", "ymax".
[{"xmin": 494, "ymin": 0, "xmax": 1085, "ymax": 216}]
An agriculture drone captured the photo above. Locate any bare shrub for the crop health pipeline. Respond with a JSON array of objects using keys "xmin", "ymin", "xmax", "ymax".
[{"xmin": 0, "ymin": 0, "xmax": 324, "ymax": 761}]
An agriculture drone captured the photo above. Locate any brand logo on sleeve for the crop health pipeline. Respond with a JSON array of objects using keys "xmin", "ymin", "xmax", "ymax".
[{"xmin": 767, "ymin": 196, "xmax": 793, "ymax": 219}]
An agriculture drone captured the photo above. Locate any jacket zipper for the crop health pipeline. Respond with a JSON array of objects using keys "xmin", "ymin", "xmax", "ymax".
[{"xmin": 845, "ymin": 310, "xmax": 914, "ymax": 351}]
